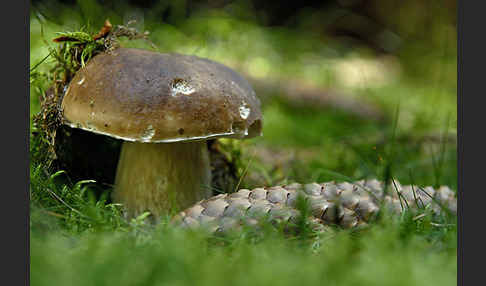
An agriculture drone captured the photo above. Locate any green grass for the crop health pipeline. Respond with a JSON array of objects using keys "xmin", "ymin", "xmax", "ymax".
[
  {"xmin": 31, "ymin": 212, "xmax": 456, "ymax": 286},
  {"xmin": 239, "ymin": 97, "xmax": 456, "ymax": 189},
  {"xmin": 29, "ymin": 2, "xmax": 456, "ymax": 285}
]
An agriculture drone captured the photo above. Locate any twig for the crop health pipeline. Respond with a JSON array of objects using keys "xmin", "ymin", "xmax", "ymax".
[
  {"xmin": 45, "ymin": 188, "xmax": 90, "ymax": 220},
  {"xmin": 234, "ymin": 149, "xmax": 257, "ymax": 192}
]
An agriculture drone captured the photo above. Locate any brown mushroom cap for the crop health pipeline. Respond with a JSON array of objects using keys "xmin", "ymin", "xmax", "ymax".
[{"xmin": 61, "ymin": 48, "xmax": 262, "ymax": 142}]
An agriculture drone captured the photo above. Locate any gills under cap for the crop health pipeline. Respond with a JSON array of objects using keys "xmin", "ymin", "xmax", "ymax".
[{"xmin": 61, "ymin": 48, "xmax": 262, "ymax": 142}]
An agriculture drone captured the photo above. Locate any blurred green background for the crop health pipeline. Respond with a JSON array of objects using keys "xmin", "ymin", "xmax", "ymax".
[{"xmin": 29, "ymin": 1, "xmax": 457, "ymax": 285}]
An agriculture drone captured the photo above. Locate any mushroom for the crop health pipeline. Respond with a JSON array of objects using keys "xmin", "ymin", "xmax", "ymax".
[{"xmin": 61, "ymin": 48, "xmax": 262, "ymax": 218}]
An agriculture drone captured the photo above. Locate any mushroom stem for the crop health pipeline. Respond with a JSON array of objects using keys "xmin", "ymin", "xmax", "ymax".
[{"xmin": 113, "ymin": 141, "xmax": 212, "ymax": 218}]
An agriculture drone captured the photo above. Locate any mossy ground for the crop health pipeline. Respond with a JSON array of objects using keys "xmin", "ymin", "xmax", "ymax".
[{"xmin": 30, "ymin": 3, "xmax": 456, "ymax": 286}]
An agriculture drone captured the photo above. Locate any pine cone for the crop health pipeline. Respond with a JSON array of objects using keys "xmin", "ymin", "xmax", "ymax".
[{"xmin": 172, "ymin": 179, "xmax": 457, "ymax": 233}]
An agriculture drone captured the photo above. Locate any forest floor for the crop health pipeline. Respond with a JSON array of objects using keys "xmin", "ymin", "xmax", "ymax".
[{"xmin": 30, "ymin": 6, "xmax": 457, "ymax": 286}]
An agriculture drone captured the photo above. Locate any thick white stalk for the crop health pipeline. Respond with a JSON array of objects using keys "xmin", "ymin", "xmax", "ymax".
[{"xmin": 113, "ymin": 141, "xmax": 212, "ymax": 218}]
